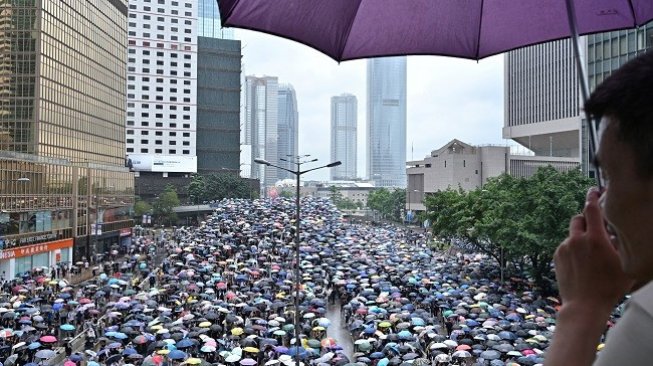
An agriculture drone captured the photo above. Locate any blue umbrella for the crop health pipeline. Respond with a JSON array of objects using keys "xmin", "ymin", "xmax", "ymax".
[
  {"xmin": 287, "ymin": 346, "xmax": 309, "ymax": 359},
  {"xmin": 112, "ymin": 332, "xmax": 128, "ymax": 340},
  {"xmin": 176, "ymin": 339, "xmax": 195, "ymax": 349},
  {"xmin": 60, "ymin": 324, "xmax": 75, "ymax": 331},
  {"xmin": 123, "ymin": 348, "xmax": 137, "ymax": 355},
  {"xmin": 28, "ymin": 342, "xmax": 42, "ymax": 350},
  {"xmin": 168, "ymin": 350, "xmax": 187, "ymax": 360},
  {"xmin": 70, "ymin": 354, "xmax": 84, "ymax": 362},
  {"xmin": 397, "ymin": 330, "xmax": 412, "ymax": 340}
]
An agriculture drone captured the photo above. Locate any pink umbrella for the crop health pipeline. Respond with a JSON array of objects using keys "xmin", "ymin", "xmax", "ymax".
[
  {"xmin": 40, "ymin": 335, "xmax": 57, "ymax": 343},
  {"xmin": 64, "ymin": 361, "xmax": 76, "ymax": 366}
]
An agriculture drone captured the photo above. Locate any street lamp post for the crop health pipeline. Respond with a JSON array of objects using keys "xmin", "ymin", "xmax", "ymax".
[{"xmin": 254, "ymin": 156, "xmax": 340, "ymax": 366}]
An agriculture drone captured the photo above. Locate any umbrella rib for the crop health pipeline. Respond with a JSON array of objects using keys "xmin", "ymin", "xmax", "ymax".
[
  {"xmin": 626, "ymin": 0, "xmax": 637, "ymax": 25},
  {"xmin": 337, "ymin": 0, "xmax": 365, "ymax": 61},
  {"xmin": 474, "ymin": 0, "xmax": 485, "ymax": 59}
]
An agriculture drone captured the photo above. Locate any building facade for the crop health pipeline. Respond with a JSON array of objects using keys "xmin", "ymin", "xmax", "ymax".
[
  {"xmin": 583, "ymin": 23, "xmax": 653, "ymax": 174},
  {"xmin": 367, "ymin": 57, "xmax": 407, "ymax": 188},
  {"xmin": 406, "ymin": 140, "xmax": 510, "ymax": 211},
  {"xmin": 330, "ymin": 94, "xmax": 357, "ymax": 180},
  {"xmin": 277, "ymin": 84, "xmax": 298, "ymax": 180},
  {"xmin": 196, "ymin": 37, "xmax": 242, "ymax": 174},
  {"xmin": 244, "ymin": 76, "xmax": 278, "ymax": 190},
  {"xmin": 126, "ymin": 0, "xmax": 198, "ymax": 176},
  {"xmin": 503, "ymin": 39, "xmax": 583, "ymax": 176},
  {"xmin": 0, "ymin": 0, "xmax": 134, "ymax": 280}
]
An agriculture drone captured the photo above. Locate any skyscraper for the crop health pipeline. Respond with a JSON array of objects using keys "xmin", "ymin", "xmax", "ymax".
[
  {"xmin": 277, "ymin": 85, "xmax": 298, "ymax": 180},
  {"xmin": 196, "ymin": 37, "xmax": 242, "ymax": 174},
  {"xmin": 331, "ymin": 94, "xmax": 357, "ymax": 180},
  {"xmin": 503, "ymin": 39, "xmax": 583, "ymax": 177},
  {"xmin": 0, "ymin": 0, "xmax": 134, "ymax": 279},
  {"xmin": 367, "ymin": 57, "xmax": 407, "ymax": 188},
  {"xmin": 198, "ymin": 0, "xmax": 235, "ymax": 39},
  {"xmin": 126, "ymin": 0, "xmax": 198, "ymax": 176},
  {"xmin": 244, "ymin": 76, "xmax": 279, "ymax": 190}
]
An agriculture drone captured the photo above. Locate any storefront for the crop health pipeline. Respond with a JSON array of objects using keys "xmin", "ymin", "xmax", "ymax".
[
  {"xmin": 119, "ymin": 228, "xmax": 132, "ymax": 249},
  {"xmin": 0, "ymin": 238, "xmax": 74, "ymax": 280}
]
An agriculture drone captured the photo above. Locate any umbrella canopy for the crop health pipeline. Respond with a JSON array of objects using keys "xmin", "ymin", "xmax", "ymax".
[{"xmin": 219, "ymin": 0, "xmax": 653, "ymax": 62}]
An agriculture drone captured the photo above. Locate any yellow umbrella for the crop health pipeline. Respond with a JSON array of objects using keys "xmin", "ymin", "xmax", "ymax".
[
  {"xmin": 597, "ymin": 343, "xmax": 605, "ymax": 351},
  {"xmin": 312, "ymin": 326, "xmax": 325, "ymax": 332},
  {"xmin": 199, "ymin": 321, "xmax": 212, "ymax": 328},
  {"xmin": 157, "ymin": 349, "xmax": 170, "ymax": 355},
  {"xmin": 244, "ymin": 346, "xmax": 260, "ymax": 353},
  {"xmin": 378, "ymin": 322, "xmax": 392, "ymax": 328},
  {"xmin": 156, "ymin": 328, "xmax": 169, "ymax": 334},
  {"xmin": 184, "ymin": 358, "xmax": 202, "ymax": 365},
  {"xmin": 231, "ymin": 327, "xmax": 244, "ymax": 336},
  {"xmin": 150, "ymin": 325, "xmax": 163, "ymax": 331}
]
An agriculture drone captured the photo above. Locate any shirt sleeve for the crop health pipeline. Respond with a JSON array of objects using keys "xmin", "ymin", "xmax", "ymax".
[{"xmin": 593, "ymin": 291, "xmax": 653, "ymax": 365}]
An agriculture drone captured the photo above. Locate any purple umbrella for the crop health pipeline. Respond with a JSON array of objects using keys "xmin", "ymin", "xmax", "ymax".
[
  {"xmin": 220, "ymin": 0, "xmax": 653, "ymax": 186},
  {"xmin": 219, "ymin": 0, "xmax": 653, "ymax": 62}
]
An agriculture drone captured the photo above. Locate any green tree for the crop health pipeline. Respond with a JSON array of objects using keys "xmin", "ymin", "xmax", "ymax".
[
  {"xmin": 153, "ymin": 184, "xmax": 180, "ymax": 226},
  {"xmin": 134, "ymin": 199, "xmax": 152, "ymax": 223},
  {"xmin": 279, "ymin": 190, "xmax": 294, "ymax": 199},
  {"xmin": 424, "ymin": 167, "xmax": 593, "ymax": 293},
  {"xmin": 187, "ymin": 173, "xmax": 251, "ymax": 202},
  {"xmin": 367, "ymin": 188, "xmax": 406, "ymax": 222}
]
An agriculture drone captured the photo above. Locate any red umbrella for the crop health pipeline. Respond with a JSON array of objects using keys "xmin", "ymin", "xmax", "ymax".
[
  {"xmin": 39, "ymin": 335, "xmax": 57, "ymax": 343},
  {"xmin": 79, "ymin": 298, "xmax": 92, "ymax": 305}
]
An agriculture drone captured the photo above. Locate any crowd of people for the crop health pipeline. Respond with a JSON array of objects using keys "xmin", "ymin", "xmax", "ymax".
[{"xmin": 0, "ymin": 197, "xmax": 621, "ymax": 366}]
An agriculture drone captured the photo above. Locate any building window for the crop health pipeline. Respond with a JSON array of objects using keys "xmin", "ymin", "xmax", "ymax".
[
  {"xmin": 141, "ymin": 139, "xmax": 149, "ymax": 144},
  {"xmin": 127, "ymin": 139, "xmax": 134, "ymax": 144},
  {"xmin": 170, "ymin": 141, "xmax": 176, "ymax": 145},
  {"xmin": 141, "ymin": 148, "xmax": 149, "ymax": 153},
  {"xmin": 183, "ymin": 150, "xmax": 190, "ymax": 155},
  {"xmin": 127, "ymin": 148, "xmax": 134, "ymax": 152},
  {"xmin": 141, "ymin": 131, "xmax": 149, "ymax": 135},
  {"xmin": 169, "ymin": 149, "xmax": 176, "ymax": 154},
  {"xmin": 155, "ymin": 149, "xmax": 162, "ymax": 153}
]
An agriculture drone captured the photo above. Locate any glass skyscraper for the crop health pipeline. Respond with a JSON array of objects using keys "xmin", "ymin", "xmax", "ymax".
[
  {"xmin": 277, "ymin": 85, "xmax": 298, "ymax": 181},
  {"xmin": 331, "ymin": 94, "xmax": 357, "ymax": 180},
  {"xmin": 244, "ymin": 76, "xmax": 278, "ymax": 190},
  {"xmin": 0, "ymin": 0, "xmax": 134, "ymax": 279},
  {"xmin": 367, "ymin": 57, "xmax": 407, "ymax": 188},
  {"xmin": 198, "ymin": 0, "xmax": 234, "ymax": 39}
]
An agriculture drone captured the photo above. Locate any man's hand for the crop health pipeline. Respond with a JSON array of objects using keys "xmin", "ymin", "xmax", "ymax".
[
  {"xmin": 554, "ymin": 187, "xmax": 633, "ymax": 312},
  {"xmin": 546, "ymin": 188, "xmax": 634, "ymax": 366}
]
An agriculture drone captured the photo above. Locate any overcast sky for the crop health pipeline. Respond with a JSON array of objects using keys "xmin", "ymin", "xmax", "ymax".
[{"xmin": 237, "ymin": 29, "xmax": 512, "ymax": 181}]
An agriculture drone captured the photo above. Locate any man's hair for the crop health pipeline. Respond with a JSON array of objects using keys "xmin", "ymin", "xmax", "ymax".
[{"xmin": 585, "ymin": 50, "xmax": 653, "ymax": 177}]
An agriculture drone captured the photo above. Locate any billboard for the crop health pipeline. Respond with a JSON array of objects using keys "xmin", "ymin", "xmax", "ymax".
[{"xmin": 127, "ymin": 154, "xmax": 197, "ymax": 173}]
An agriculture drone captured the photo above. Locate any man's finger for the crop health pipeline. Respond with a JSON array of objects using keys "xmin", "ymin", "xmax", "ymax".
[
  {"xmin": 583, "ymin": 188, "xmax": 608, "ymax": 236},
  {"xmin": 569, "ymin": 214, "xmax": 586, "ymax": 235}
]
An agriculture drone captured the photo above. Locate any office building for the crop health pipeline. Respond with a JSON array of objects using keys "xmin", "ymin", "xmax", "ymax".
[
  {"xmin": 198, "ymin": 0, "xmax": 234, "ymax": 40},
  {"xmin": 0, "ymin": 0, "xmax": 134, "ymax": 280},
  {"xmin": 330, "ymin": 94, "xmax": 357, "ymax": 180},
  {"xmin": 367, "ymin": 57, "xmax": 407, "ymax": 188},
  {"xmin": 244, "ymin": 76, "xmax": 279, "ymax": 190},
  {"xmin": 503, "ymin": 39, "xmax": 582, "ymax": 177},
  {"xmin": 406, "ymin": 140, "xmax": 510, "ymax": 212},
  {"xmin": 126, "ymin": 0, "xmax": 198, "ymax": 177},
  {"xmin": 277, "ymin": 84, "xmax": 298, "ymax": 180},
  {"xmin": 196, "ymin": 37, "xmax": 242, "ymax": 174},
  {"xmin": 583, "ymin": 23, "xmax": 653, "ymax": 173}
]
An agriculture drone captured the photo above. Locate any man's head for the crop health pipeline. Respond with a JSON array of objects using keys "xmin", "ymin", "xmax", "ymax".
[{"xmin": 586, "ymin": 51, "xmax": 653, "ymax": 281}]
